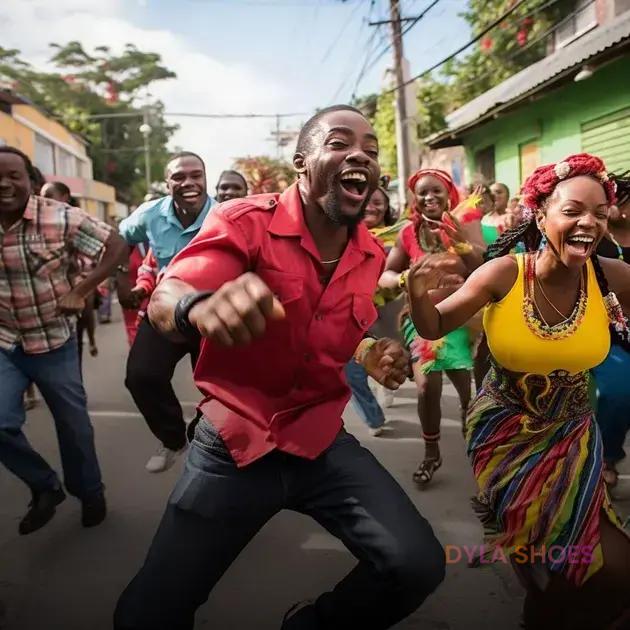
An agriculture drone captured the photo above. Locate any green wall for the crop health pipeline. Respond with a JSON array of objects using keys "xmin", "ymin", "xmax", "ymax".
[{"xmin": 461, "ymin": 56, "xmax": 630, "ymax": 195}]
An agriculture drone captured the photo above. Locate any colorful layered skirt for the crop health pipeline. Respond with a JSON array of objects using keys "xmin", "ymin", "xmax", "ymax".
[
  {"xmin": 401, "ymin": 314, "xmax": 473, "ymax": 373},
  {"xmin": 466, "ymin": 364, "xmax": 623, "ymax": 586}
]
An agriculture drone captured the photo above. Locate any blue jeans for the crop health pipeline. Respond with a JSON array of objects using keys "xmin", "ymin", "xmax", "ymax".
[
  {"xmin": 114, "ymin": 420, "xmax": 444, "ymax": 630},
  {"xmin": 0, "ymin": 336, "xmax": 103, "ymax": 499},
  {"xmin": 344, "ymin": 360, "xmax": 386, "ymax": 429},
  {"xmin": 592, "ymin": 344, "xmax": 630, "ymax": 464}
]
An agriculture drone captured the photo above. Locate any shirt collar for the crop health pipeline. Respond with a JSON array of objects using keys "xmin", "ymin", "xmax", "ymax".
[
  {"xmin": 22, "ymin": 196, "xmax": 40, "ymax": 221},
  {"xmin": 268, "ymin": 183, "xmax": 376, "ymax": 256},
  {"xmin": 160, "ymin": 194, "xmax": 214, "ymax": 232}
]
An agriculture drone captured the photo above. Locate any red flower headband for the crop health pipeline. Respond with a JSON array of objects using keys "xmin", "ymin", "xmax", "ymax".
[{"xmin": 520, "ymin": 153, "xmax": 617, "ymax": 218}]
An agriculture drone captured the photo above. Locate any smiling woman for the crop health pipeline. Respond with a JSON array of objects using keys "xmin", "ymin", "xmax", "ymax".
[{"xmin": 406, "ymin": 153, "xmax": 630, "ymax": 629}]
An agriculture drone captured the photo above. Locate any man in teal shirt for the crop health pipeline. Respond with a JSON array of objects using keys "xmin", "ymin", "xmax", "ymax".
[{"xmin": 119, "ymin": 152, "xmax": 214, "ymax": 473}]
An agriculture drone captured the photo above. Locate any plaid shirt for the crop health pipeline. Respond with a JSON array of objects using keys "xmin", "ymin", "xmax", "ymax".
[{"xmin": 0, "ymin": 196, "xmax": 113, "ymax": 354}]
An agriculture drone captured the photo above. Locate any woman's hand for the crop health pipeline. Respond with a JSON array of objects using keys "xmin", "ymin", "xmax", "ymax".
[{"xmin": 407, "ymin": 254, "xmax": 463, "ymax": 301}]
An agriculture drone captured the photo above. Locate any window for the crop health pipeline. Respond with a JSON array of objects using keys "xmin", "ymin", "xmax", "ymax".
[
  {"xmin": 582, "ymin": 108, "xmax": 630, "ymax": 174},
  {"xmin": 57, "ymin": 148, "xmax": 79, "ymax": 177},
  {"xmin": 519, "ymin": 141, "xmax": 541, "ymax": 184},
  {"xmin": 34, "ymin": 133, "xmax": 55, "ymax": 175},
  {"xmin": 555, "ymin": 0, "xmax": 597, "ymax": 49},
  {"xmin": 474, "ymin": 145, "xmax": 495, "ymax": 183},
  {"xmin": 96, "ymin": 201, "xmax": 107, "ymax": 221}
]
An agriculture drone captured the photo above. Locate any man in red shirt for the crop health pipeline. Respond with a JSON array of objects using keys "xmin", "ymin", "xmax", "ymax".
[{"xmin": 114, "ymin": 105, "xmax": 445, "ymax": 630}]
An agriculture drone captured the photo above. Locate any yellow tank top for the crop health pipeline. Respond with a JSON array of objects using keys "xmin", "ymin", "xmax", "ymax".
[{"xmin": 484, "ymin": 254, "xmax": 610, "ymax": 375}]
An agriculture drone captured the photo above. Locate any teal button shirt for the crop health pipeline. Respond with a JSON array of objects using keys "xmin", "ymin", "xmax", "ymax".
[{"xmin": 119, "ymin": 195, "xmax": 214, "ymax": 270}]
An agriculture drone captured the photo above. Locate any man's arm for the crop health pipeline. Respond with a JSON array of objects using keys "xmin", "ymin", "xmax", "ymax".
[
  {"xmin": 72, "ymin": 230, "xmax": 127, "ymax": 299},
  {"xmin": 147, "ymin": 211, "xmax": 253, "ymax": 341},
  {"xmin": 118, "ymin": 202, "xmax": 151, "ymax": 245}
]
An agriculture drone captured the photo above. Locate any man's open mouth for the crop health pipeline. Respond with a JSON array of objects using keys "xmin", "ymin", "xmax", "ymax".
[{"xmin": 339, "ymin": 170, "xmax": 369, "ymax": 199}]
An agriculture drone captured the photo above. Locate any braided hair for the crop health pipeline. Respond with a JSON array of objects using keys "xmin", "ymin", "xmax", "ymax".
[
  {"xmin": 613, "ymin": 170, "xmax": 630, "ymax": 208},
  {"xmin": 487, "ymin": 153, "xmax": 630, "ymax": 350}
]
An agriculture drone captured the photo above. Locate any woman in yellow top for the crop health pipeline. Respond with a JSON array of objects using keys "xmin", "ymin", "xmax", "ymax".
[{"xmin": 406, "ymin": 154, "xmax": 630, "ymax": 629}]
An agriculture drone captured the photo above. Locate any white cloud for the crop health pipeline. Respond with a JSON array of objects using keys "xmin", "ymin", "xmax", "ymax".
[{"xmin": 1, "ymin": 0, "xmax": 293, "ymax": 188}]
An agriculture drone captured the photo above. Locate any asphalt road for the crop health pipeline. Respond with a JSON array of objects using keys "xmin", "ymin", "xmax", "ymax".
[{"xmin": 2, "ymin": 306, "xmax": 628, "ymax": 630}]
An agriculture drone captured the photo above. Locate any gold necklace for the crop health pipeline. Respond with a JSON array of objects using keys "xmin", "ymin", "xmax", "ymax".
[
  {"xmin": 534, "ymin": 276, "xmax": 575, "ymax": 322},
  {"xmin": 523, "ymin": 252, "xmax": 587, "ymax": 340}
]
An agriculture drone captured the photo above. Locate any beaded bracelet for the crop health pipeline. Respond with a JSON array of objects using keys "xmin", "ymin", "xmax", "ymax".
[
  {"xmin": 452, "ymin": 241, "xmax": 474, "ymax": 256},
  {"xmin": 398, "ymin": 269, "xmax": 410, "ymax": 290},
  {"xmin": 353, "ymin": 337, "xmax": 377, "ymax": 366}
]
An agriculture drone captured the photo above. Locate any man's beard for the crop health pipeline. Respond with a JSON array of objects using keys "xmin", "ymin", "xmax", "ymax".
[{"xmin": 321, "ymin": 178, "xmax": 367, "ymax": 227}]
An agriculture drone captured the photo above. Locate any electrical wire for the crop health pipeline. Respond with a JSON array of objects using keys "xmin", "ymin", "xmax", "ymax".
[
  {"xmin": 351, "ymin": 0, "xmax": 443, "ymax": 96},
  {"xmin": 383, "ymin": 0, "xmax": 532, "ymax": 95}
]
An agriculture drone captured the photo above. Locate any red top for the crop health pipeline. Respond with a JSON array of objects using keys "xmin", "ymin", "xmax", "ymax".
[
  {"xmin": 400, "ymin": 223, "xmax": 425, "ymax": 263},
  {"xmin": 164, "ymin": 184, "xmax": 385, "ymax": 467}
]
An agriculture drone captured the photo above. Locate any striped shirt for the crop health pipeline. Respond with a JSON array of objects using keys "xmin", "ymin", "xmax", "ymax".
[{"xmin": 0, "ymin": 196, "xmax": 112, "ymax": 354}]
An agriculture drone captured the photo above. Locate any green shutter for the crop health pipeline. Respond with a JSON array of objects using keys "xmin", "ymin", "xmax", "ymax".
[{"xmin": 581, "ymin": 108, "xmax": 630, "ymax": 174}]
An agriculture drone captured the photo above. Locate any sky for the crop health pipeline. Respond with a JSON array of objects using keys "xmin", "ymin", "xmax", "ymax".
[{"xmin": 1, "ymin": 0, "xmax": 470, "ymax": 186}]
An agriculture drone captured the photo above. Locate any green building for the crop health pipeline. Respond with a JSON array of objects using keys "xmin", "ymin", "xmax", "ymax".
[{"xmin": 427, "ymin": 4, "xmax": 630, "ymax": 196}]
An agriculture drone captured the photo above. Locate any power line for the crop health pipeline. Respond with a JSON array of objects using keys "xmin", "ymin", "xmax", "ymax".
[
  {"xmin": 452, "ymin": 0, "xmax": 593, "ymax": 94},
  {"xmin": 384, "ymin": 1, "xmax": 522, "ymax": 95},
  {"xmin": 352, "ymin": 0, "xmax": 443, "ymax": 96},
  {"xmin": 320, "ymin": 0, "xmax": 365, "ymax": 63},
  {"xmin": 383, "ymin": 0, "xmax": 554, "ymax": 95},
  {"xmin": 61, "ymin": 111, "xmax": 307, "ymax": 121},
  {"xmin": 327, "ymin": 1, "xmax": 381, "ymax": 104}
]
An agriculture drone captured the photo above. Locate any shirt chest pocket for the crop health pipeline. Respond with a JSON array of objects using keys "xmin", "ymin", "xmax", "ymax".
[
  {"xmin": 256, "ymin": 268, "xmax": 303, "ymax": 308},
  {"xmin": 153, "ymin": 242, "xmax": 178, "ymax": 267},
  {"xmin": 328, "ymin": 293, "xmax": 378, "ymax": 362},
  {"xmin": 26, "ymin": 241, "xmax": 67, "ymax": 277}
]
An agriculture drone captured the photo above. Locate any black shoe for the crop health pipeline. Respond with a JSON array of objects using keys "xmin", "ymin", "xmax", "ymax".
[
  {"xmin": 19, "ymin": 487, "xmax": 66, "ymax": 535},
  {"xmin": 281, "ymin": 600, "xmax": 318, "ymax": 630},
  {"xmin": 81, "ymin": 492, "xmax": 107, "ymax": 528}
]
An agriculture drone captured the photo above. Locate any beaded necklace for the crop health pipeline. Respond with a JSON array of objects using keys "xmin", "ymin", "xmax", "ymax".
[{"xmin": 523, "ymin": 252, "xmax": 587, "ymax": 340}]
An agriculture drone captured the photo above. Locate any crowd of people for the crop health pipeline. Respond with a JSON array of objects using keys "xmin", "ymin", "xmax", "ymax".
[{"xmin": 1, "ymin": 102, "xmax": 629, "ymax": 629}]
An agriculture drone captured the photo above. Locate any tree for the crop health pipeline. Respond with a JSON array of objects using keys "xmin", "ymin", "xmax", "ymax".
[
  {"xmin": 0, "ymin": 43, "xmax": 177, "ymax": 204},
  {"xmin": 369, "ymin": 0, "xmax": 574, "ymax": 152},
  {"xmin": 232, "ymin": 156, "xmax": 296, "ymax": 194},
  {"xmin": 372, "ymin": 90, "xmax": 397, "ymax": 179}
]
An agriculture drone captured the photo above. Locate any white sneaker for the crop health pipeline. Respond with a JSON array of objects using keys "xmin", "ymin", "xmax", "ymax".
[
  {"xmin": 380, "ymin": 386, "xmax": 395, "ymax": 408},
  {"xmin": 145, "ymin": 445, "xmax": 186, "ymax": 473},
  {"xmin": 370, "ymin": 426, "xmax": 386, "ymax": 437}
]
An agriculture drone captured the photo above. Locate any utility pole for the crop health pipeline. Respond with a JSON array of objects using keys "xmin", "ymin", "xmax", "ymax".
[{"xmin": 390, "ymin": 0, "xmax": 410, "ymax": 214}]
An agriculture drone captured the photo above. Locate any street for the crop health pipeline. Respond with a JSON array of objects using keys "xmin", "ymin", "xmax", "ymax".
[{"xmin": 2, "ymin": 306, "xmax": 628, "ymax": 630}]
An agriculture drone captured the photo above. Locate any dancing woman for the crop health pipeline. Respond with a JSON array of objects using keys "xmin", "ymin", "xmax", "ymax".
[
  {"xmin": 380, "ymin": 169, "xmax": 484, "ymax": 485},
  {"xmin": 407, "ymin": 153, "xmax": 630, "ymax": 629}
]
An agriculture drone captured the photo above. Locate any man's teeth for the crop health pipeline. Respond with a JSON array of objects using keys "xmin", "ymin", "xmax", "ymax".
[
  {"xmin": 567, "ymin": 236, "xmax": 594, "ymax": 243},
  {"xmin": 340, "ymin": 171, "xmax": 367, "ymax": 182}
]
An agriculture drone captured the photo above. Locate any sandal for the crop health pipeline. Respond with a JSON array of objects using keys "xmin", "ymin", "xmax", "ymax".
[
  {"xmin": 603, "ymin": 463, "xmax": 619, "ymax": 488},
  {"xmin": 412, "ymin": 456, "xmax": 443, "ymax": 485}
]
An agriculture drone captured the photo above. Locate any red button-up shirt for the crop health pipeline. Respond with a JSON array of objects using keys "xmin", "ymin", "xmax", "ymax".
[{"xmin": 164, "ymin": 184, "xmax": 385, "ymax": 467}]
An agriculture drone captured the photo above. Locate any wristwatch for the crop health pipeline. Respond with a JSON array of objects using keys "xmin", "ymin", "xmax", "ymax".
[
  {"xmin": 117, "ymin": 264, "xmax": 129, "ymax": 274},
  {"xmin": 174, "ymin": 290, "xmax": 214, "ymax": 339}
]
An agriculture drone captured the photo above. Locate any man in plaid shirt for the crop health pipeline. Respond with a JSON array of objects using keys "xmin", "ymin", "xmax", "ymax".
[{"xmin": 0, "ymin": 147, "xmax": 127, "ymax": 535}]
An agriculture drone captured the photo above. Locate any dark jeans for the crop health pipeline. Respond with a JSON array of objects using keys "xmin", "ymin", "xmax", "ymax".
[
  {"xmin": 114, "ymin": 421, "xmax": 445, "ymax": 630},
  {"xmin": 125, "ymin": 318, "xmax": 198, "ymax": 451},
  {"xmin": 0, "ymin": 337, "xmax": 103, "ymax": 499}
]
